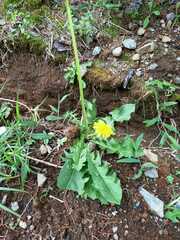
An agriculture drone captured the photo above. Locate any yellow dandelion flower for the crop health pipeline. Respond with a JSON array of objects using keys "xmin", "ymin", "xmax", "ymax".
[{"xmin": 93, "ymin": 120, "xmax": 114, "ymax": 139}]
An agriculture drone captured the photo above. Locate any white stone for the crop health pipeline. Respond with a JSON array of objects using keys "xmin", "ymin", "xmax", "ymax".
[
  {"xmin": 112, "ymin": 47, "xmax": 122, "ymax": 57},
  {"xmin": 37, "ymin": 173, "xmax": 47, "ymax": 187},
  {"xmin": 113, "ymin": 233, "xmax": 119, "ymax": 240},
  {"xmin": 112, "ymin": 226, "xmax": 118, "ymax": 233},
  {"xmin": 137, "ymin": 27, "xmax": 145, "ymax": 36},
  {"xmin": 132, "ymin": 53, "xmax": 140, "ymax": 61},
  {"xmin": 162, "ymin": 36, "xmax": 171, "ymax": 43},
  {"xmin": 11, "ymin": 201, "xmax": 19, "ymax": 212},
  {"xmin": 19, "ymin": 220, "xmax": 27, "ymax": 229}
]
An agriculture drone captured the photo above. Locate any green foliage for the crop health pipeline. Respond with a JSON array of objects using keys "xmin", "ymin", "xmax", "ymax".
[
  {"xmin": 31, "ymin": 131, "xmax": 54, "ymax": 145},
  {"xmin": 0, "ymin": 118, "xmax": 35, "ymax": 185},
  {"xmin": 57, "ymin": 140, "xmax": 122, "ymax": 205},
  {"xmin": 94, "ymin": 134, "xmax": 144, "ymax": 159},
  {"xmin": 165, "ymin": 196, "xmax": 180, "ymax": 223},
  {"xmin": 110, "ymin": 104, "xmax": 135, "ymax": 122},
  {"xmin": 144, "ymin": 80, "xmax": 179, "ymax": 150},
  {"xmin": 73, "ymin": 12, "xmax": 97, "ymax": 44},
  {"xmin": 142, "ymin": 1, "xmax": 161, "ymax": 28},
  {"xmin": 166, "ymin": 174, "xmax": 174, "ymax": 185},
  {"xmin": 165, "ymin": 209, "xmax": 180, "ymax": 223}
]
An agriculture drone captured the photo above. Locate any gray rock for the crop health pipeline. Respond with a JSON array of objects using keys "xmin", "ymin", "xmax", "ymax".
[
  {"xmin": 136, "ymin": 41, "xmax": 156, "ymax": 54},
  {"xmin": 139, "ymin": 187, "xmax": 164, "ymax": 218},
  {"xmin": 123, "ymin": 38, "xmax": 137, "ymax": 50},
  {"xmin": 148, "ymin": 63, "xmax": 158, "ymax": 70},
  {"xmin": 92, "ymin": 46, "xmax": 101, "ymax": 56},
  {"xmin": 144, "ymin": 168, "xmax": 158, "ymax": 179},
  {"xmin": 175, "ymin": 76, "xmax": 180, "ymax": 84},
  {"xmin": 11, "ymin": 201, "xmax": 19, "ymax": 212},
  {"xmin": 166, "ymin": 12, "xmax": 176, "ymax": 21},
  {"xmin": 112, "ymin": 47, "xmax": 122, "ymax": 57}
]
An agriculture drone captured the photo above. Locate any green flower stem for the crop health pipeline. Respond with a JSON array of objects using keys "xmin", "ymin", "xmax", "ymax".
[{"xmin": 65, "ymin": 0, "xmax": 88, "ymax": 128}]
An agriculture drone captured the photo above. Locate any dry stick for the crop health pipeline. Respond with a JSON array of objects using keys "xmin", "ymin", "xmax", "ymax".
[
  {"xmin": 27, "ymin": 155, "xmax": 62, "ymax": 169},
  {"xmin": 49, "ymin": 195, "xmax": 64, "ymax": 203},
  {"xmin": 0, "ymin": 97, "xmax": 32, "ymax": 112}
]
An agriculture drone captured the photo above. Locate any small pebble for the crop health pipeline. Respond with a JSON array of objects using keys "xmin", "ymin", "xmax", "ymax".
[
  {"xmin": 162, "ymin": 36, "xmax": 171, "ymax": 43},
  {"xmin": 112, "ymin": 47, "xmax": 122, "ymax": 57},
  {"xmin": 123, "ymin": 38, "xmax": 137, "ymax": 50},
  {"xmin": 124, "ymin": 230, "xmax": 128, "ymax": 237},
  {"xmin": 11, "ymin": 201, "xmax": 19, "ymax": 212},
  {"xmin": 136, "ymin": 68, "xmax": 144, "ymax": 77},
  {"xmin": 144, "ymin": 168, "xmax": 158, "ymax": 179},
  {"xmin": 37, "ymin": 173, "xmax": 47, "ymax": 187},
  {"xmin": 166, "ymin": 12, "xmax": 176, "ymax": 21},
  {"xmin": 112, "ymin": 226, "xmax": 118, "ymax": 233},
  {"xmin": 137, "ymin": 27, "xmax": 145, "ymax": 36},
  {"xmin": 113, "ymin": 233, "xmax": 119, "ymax": 240},
  {"xmin": 148, "ymin": 63, "xmax": 158, "ymax": 70},
  {"xmin": 27, "ymin": 215, "xmax": 32, "ymax": 220},
  {"xmin": 175, "ymin": 76, "xmax": 180, "ymax": 84},
  {"xmin": 92, "ymin": 46, "xmax": 101, "ymax": 56},
  {"xmin": 132, "ymin": 53, "xmax": 140, "ymax": 61},
  {"xmin": 112, "ymin": 210, "xmax": 118, "ymax": 216},
  {"xmin": 176, "ymin": 57, "xmax": 180, "ymax": 61},
  {"xmin": 19, "ymin": 220, "xmax": 27, "ymax": 229},
  {"xmin": 29, "ymin": 225, "xmax": 35, "ymax": 231}
]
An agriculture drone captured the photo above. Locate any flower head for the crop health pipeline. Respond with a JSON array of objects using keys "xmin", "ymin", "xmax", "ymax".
[{"xmin": 93, "ymin": 120, "xmax": 113, "ymax": 139}]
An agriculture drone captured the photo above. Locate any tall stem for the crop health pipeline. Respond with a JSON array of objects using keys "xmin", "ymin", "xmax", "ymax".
[{"xmin": 65, "ymin": 0, "xmax": 88, "ymax": 128}]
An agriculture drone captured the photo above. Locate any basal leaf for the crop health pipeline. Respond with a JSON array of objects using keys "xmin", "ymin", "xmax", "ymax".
[
  {"xmin": 110, "ymin": 104, "xmax": 135, "ymax": 123},
  {"xmin": 64, "ymin": 140, "xmax": 88, "ymax": 171},
  {"xmin": 88, "ymin": 153, "xmax": 122, "ymax": 205},
  {"xmin": 57, "ymin": 160, "xmax": 88, "ymax": 195}
]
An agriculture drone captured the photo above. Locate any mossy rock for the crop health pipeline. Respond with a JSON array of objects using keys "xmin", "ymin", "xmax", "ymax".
[{"xmin": 85, "ymin": 66, "xmax": 122, "ymax": 89}]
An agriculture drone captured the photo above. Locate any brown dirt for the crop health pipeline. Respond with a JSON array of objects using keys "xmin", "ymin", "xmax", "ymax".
[{"xmin": 0, "ymin": 116, "xmax": 180, "ymax": 240}]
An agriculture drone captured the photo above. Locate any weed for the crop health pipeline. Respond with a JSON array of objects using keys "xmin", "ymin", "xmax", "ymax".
[
  {"xmin": 144, "ymin": 80, "xmax": 180, "ymax": 150},
  {"xmin": 0, "ymin": 102, "xmax": 36, "ymax": 186},
  {"xmin": 143, "ymin": 0, "xmax": 160, "ymax": 28}
]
